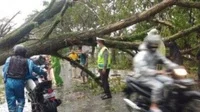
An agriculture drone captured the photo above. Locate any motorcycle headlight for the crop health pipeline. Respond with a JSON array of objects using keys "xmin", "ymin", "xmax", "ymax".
[{"xmin": 173, "ymin": 68, "xmax": 188, "ymax": 77}]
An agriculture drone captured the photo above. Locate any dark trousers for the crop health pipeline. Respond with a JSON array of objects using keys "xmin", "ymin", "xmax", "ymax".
[
  {"xmin": 198, "ymin": 65, "xmax": 200, "ymax": 80},
  {"xmin": 99, "ymin": 69, "xmax": 111, "ymax": 96}
]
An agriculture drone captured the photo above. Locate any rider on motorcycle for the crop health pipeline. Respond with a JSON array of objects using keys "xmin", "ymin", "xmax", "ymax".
[{"xmin": 133, "ymin": 29, "xmax": 179, "ymax": 112}]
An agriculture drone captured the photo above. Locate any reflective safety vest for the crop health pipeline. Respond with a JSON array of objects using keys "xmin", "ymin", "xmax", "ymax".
[{"xmin": 97, "ymin": 46, "xmax": 111, "ymax": 69}]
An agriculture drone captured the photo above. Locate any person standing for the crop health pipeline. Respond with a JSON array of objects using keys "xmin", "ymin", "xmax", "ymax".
[
  {"xmin": 96, "ymin": 37, "xmax": 112, "ymax": 100},
  {"xmin": 68, "ymin": 50, "xmax": 79, "ymax": 78},
  {"xmin": 2, "ymin": 45, "xmax": 46, "ymax": 112},
  {"xmin": 51, "ymin": 56, "xmax": 63, "ymax": 87},
  {"xmin": 196, "ymin": 50, "xmax": 200, "ymax": 80},
  {"xmin": 78, "ymin": 46, "xmax": 89, "ymax": 83}
]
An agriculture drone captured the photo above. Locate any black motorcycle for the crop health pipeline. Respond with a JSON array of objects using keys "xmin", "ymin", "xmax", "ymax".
[
  {"xmin": 123, "ymin": 68, "xmax": 200, "ymax": 112},
  {"xmin": 26, "ymin": 78, "xmax": 61, "ymax": 112},
  {"xmin": 25, "ymin": 55, "xmax": 61, "ymax": 112}
]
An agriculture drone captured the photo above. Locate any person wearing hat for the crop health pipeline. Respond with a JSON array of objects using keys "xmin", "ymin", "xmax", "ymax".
[
  {"xmin": 96, "ymin": 37, "xmax": 112, "ymax": 100},
  {"xmin": 2, "ymin": 44, "xmax": 47, "ymax": 112}
]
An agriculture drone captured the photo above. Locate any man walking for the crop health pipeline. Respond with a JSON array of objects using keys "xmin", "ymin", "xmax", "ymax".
[{"xmin": 2, "ymin": 44, "xmax": 46, "ymax": 112}]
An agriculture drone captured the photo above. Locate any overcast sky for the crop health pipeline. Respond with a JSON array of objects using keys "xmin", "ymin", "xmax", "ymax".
[{"xmin": 0, "ymin": 0, "xmax": 51, "ymax": 28}]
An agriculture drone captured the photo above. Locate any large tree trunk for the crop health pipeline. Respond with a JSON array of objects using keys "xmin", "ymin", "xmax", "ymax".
[{"xmin": 0, "ymin": 0, "xmax": 176, "ymax": 65}]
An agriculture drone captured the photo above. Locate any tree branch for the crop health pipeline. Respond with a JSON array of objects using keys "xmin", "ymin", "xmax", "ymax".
[
  {"xmin": 165, "ymin": 24, "xmax": 200, "ymax": 42},
  {"xmin": 1, "ymin": 11, "xmax": 20, "ymax": 32},
  {"xmin": 152, "ymin": 19, "xmax": 175, "ymax": 28},
  {"xmin": 119, "ymin": 49, "xmax": 136, "ymax": 57},
  {"xmin": 42, "ymin": 1, "xmax": 72, "ymax": 39},
  {"xmin": 53, "ymin": 52, "xmax": 102, "ymax": 86},
  {"xmin": 0, "ymin": 11, "xmax": 20, "ymax": 38},
  {"xmin": 103, "ymin": 29, "xmax": 149, "ymax": 42},
  {"xmin": 181, "ymin": 44, "xmax": 200, "ymax": 54},
  {"xmin": 0, "ymin": 0, "xmax": 66, "ymax": 49},
  {"xmin": 175, "ymin": 1, "xmax": 200, "ymax": 9},
  {"xmin": 183, "ymin": 56, "xmax": 196, "ymax": 62},
  {"xmin": 67, "ymin": 0, "xmax": 175, "ymax": 40}
]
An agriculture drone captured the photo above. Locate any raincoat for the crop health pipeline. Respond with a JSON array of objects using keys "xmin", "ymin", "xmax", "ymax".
[{"xmin": 2, "ymin": 57, "xmax": 46, "ymax": 112}]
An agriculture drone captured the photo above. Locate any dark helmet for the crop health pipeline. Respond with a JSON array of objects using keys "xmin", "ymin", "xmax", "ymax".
[{"xmin": 13, "ymin": 44, "xmax": 27, "ymax": 57}]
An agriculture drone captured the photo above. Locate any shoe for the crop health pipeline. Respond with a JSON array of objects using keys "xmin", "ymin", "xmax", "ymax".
[
  {"xmin": 101, "ymin": 94, "xmax": 106, "ymax": 97},
  {"xmin": 101, "ymin": 94, "xmax": 112, "ymax": 100}
]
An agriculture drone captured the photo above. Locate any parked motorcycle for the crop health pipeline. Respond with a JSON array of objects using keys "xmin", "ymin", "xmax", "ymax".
[
  {"xmin": 123, "ymin": 68, "xmax": 200, "ymax": 112},
  {"xmin": 25, "ymin": 55, "xmax": 61, "ymax": 112}
]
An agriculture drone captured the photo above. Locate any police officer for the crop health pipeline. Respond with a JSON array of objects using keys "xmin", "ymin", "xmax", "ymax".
[
  {"xmin": 2, "ymin": 44, "xmax": 46, "ymax": 112},
  {"xmin": 96, "ymin": 37, "xmax": 112, "ymax": 100}
]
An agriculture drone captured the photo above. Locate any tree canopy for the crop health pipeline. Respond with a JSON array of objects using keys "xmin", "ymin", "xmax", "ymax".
[{"xmin": 0, "ymin": 0, "xmax": 200, "ymax": 65}]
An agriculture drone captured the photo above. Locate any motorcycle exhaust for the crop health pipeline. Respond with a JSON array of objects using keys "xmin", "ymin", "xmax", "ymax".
[{"xmin": 123, "ymin": 98, "xmax": 141, "ymax": 110}]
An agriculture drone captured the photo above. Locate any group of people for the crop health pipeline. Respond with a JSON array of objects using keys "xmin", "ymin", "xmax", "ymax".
[
  {"xmin": 31, "ymin": 55, "xmax": 63, "ymax": 87},
  {"xmin": 68, "ymin": 41, "xmax": 112, "ymax": 100},
  {"xmin": 94, "ymin": 28, "xmax": 183, "ymax": 110},
  {"xmin": 68, "ymin": 46, "xmax": 89, "ymax": 83},
  {"xmin": 1, "ymin": 28, "xmax": 187, "ymax": 112},
  {"xmin": 1, "ymin": 45, "xmax": 64, "ymax": 112}
]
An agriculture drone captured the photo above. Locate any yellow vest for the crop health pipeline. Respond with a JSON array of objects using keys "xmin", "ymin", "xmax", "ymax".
[{"xmin": 97, "ymin": 46, "xmax": 111, "ymax": 69}]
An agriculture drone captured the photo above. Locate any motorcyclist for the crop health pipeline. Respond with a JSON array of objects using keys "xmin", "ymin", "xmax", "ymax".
[
  {"xmin": 133, "ymin": 29, "xmax": 179, "ymax": 112},
  {"xmin": 2, "ymin": 44, "xmax": 47, "ymax": 112}
]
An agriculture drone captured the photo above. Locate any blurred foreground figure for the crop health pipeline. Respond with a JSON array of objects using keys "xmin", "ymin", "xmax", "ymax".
[{"xmin": 134, "ymin": 29, "xmax": 179, "ymax": 112}]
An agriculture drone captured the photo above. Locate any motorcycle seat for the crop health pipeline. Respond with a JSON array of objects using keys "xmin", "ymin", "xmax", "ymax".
[
  {"xmin": 130, "ymin": 79, "xmax": 151, "ymax": 91},
  {"xmin": 126, "ymin": 77, "xmax": 151, "ymax": 97}
]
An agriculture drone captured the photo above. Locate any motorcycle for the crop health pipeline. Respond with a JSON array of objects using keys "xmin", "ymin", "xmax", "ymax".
[
  {"xmin": 25, "ymin": 56, "xmax": 61, "ymax": 112},
  {"xmin": 123, "ymin": 68, "xmax": 200, "ymax": 112}
]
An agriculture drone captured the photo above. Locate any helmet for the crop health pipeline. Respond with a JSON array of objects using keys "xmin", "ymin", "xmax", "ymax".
[
  {"xmin": 13, "ymin": 44, "xmax": 27, "ymax": 57},
  {"xmin": 147, "ymin": 28, "xmax": 159, "ymax": 35},
  {"xmin": 144, "ymin": 34, "xmax": 161, "ymax": 52}
]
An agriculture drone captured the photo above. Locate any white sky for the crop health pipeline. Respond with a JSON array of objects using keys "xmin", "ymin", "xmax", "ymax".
[{"xmin": 0, "ymin": 0, "xmax": 51, "ymax": 28}]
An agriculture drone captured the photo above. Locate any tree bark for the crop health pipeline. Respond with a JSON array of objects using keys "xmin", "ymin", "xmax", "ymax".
[
  {"xmin": 175, "ymin": 1, "xmax": 200, "ymax": 9},
  {"xmin": 0, "ymin": 0, "xmax": 66, "ymax": 49}
]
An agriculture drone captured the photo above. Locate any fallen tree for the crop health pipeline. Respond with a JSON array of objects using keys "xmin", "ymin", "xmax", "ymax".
[
  {"xmin": 0, "ymin": 0, "xmax": 177, "ymax": 64},
  {"xmin": 1, "ymin": 0, "xmax": 200, "ymax": 86}
]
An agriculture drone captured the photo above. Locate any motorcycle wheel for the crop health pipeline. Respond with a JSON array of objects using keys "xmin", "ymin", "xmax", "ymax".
[
  {"xmin": 45, "ymin": 101, "xmax": 58, "ymax": 112},
  {"xmin": 31, "ymin": 103, "xmax": 45, "ymax": 112},
  {"xmin": 124, "ymin": 92, "xmax": 144, "ymax": 112},
  {"xmin": 182, "ymin": 99, "xmax": 200, "ymax": 112}
]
